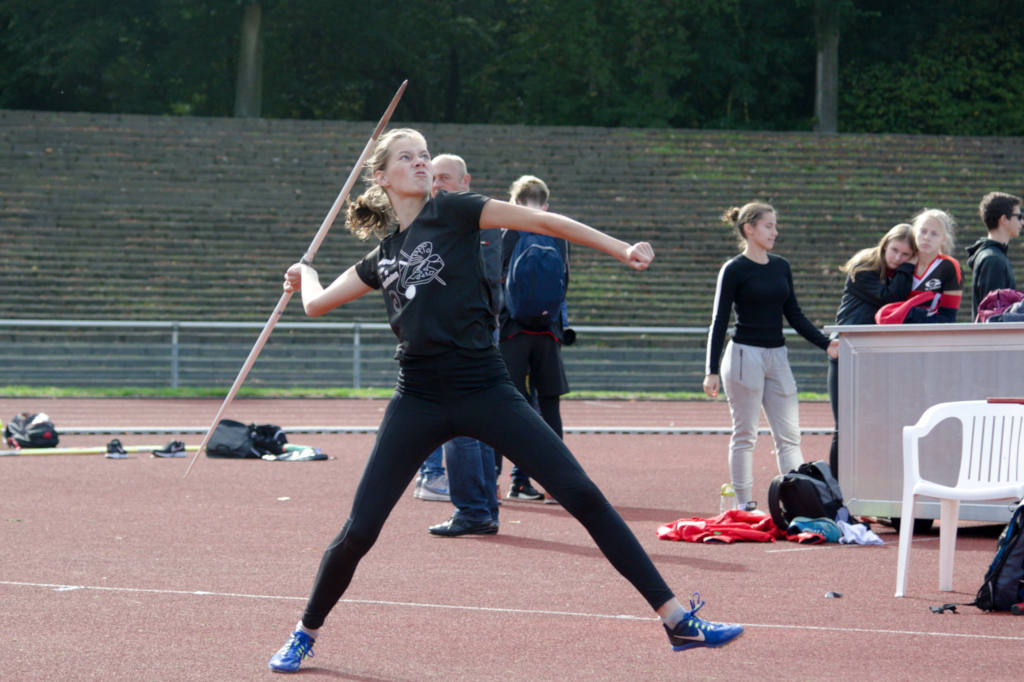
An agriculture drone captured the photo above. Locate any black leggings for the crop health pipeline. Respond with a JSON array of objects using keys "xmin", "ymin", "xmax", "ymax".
[{"xmin": 301, "ymin": 349, "xmax": 674, "ymax": 628}]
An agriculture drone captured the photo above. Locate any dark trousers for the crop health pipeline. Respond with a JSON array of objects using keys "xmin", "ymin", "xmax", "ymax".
[
  {"xmin": 827, "ymin": 356, "xmax": 839, "ymax": 474},
  {"xmin": 499, "ymin": 331, "xmax": 568, "ymax": 482},
  {"xmin": 301, "ymin": 348, "xmax": 673, "ymax": 628}
]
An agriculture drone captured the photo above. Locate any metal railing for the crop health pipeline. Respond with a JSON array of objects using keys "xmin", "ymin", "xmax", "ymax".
[{"xmin": 0, "ymin": 319, "xmax": 829, "ymax": 392}]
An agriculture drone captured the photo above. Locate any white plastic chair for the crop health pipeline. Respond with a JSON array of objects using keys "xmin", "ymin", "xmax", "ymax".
[{"xmin": 895, "ymin": 400, "xmax": 1024, "ymax": 598}]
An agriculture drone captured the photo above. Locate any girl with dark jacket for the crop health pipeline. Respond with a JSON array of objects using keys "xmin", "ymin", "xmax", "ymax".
[{"xmin": 827, "ymin": 223, "xmax": 917, "ymax": 471}]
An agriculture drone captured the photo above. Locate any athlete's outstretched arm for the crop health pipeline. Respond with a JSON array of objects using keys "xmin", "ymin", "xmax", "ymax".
[
  {"xmin": 480, "ymin": 199, "xmax": 653, "ymax": 271},
  {"xmin": 284, "ymin": 263, "xmax": 372, "ymax": 317}
]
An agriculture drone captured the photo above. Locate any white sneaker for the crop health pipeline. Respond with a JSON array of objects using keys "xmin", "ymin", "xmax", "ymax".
[{"xmin": 414, "ymin": 474, "xmax": 450, "ymax": 501}]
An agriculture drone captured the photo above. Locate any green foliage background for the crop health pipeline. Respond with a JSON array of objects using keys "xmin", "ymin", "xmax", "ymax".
[{"xmin": 1, "ymin": 0, "xmax": 1022, "ymax": 134}]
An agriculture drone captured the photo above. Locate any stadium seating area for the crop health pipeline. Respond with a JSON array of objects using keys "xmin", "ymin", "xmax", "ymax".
[{"xmin": 3, "ymin": 108, "xmax": 1023, "ymax": 329}]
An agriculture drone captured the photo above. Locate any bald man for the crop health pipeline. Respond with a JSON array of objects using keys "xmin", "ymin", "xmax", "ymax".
[{"xmin": 424, "ymin": 154, "xmax": 503, "ymax": 536}]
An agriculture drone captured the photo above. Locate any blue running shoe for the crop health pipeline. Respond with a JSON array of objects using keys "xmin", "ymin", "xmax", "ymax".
[
  {"xmin": 268, "ymin": 630, "xmax": 315, "ymax": 673},
  {"xmin": 664, "ymin": 593, "xmax": 743, "ymax": 652}
]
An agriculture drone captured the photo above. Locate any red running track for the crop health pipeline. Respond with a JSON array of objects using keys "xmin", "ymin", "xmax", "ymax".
[{"xmin": 1, "ymin": 398, "xmax": 1021, "ymax": 681}]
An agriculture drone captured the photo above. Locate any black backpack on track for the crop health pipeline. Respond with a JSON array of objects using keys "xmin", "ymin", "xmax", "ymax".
[
  {"xmin": 4, "ymin": 412, "xmax": 60, "ymax": 449},
  {"xmin": 768, "ymin": 460, "xmax": 847, "ymax": 529},
  {"xmin": 206, "ymin": 419, "xmax": 262, "ymax": 459},
  {"xmin": 251, "ymin": 423, "xmax": 288, "ymax": 455},
  {"xmin": 205, "ymin": 419, "xmax": 288, "ymax": 459}
]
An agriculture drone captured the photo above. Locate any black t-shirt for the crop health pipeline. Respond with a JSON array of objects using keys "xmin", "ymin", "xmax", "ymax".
[
  {"xmin": 705, "ymin": 253, "xmax": 829, "ymax": 375},
  {"xmin": 353, "ymin": 191, "xmax": 494, "ymax": 358}
]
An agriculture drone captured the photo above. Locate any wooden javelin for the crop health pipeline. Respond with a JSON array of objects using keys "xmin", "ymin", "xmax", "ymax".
[{"xmin": 184, "ymin": 80, "xmax": 408, "ymax": 478}]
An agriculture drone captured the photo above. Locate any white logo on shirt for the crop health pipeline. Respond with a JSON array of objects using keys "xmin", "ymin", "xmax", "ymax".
[{"xmin": 379, "ymin": 241, "xmax": 446, "ymax": 311}]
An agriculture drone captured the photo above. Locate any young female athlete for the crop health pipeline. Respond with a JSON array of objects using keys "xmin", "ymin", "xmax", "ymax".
[
  {"xmin": 703, "ymin": 202, "xmax": 838, "ymax": 511},
  {"xmin": 907, "ymin": 208, "xmax": 962, "ymax": 322},
  {"xmin": 268, "ymin": 128, "xmax": 742, "ymax": 672},
  {"xmin": 827, "ymin": 223, "xmax": 917, "ymax": 471}
]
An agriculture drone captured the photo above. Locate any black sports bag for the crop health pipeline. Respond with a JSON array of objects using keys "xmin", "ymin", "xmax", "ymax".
[
  {"xmin": 768, "ymin": 460, "xmax": 847, "ymax": 529},
  {"xmin": 205, "ymin": 419, "xmax": 262, "ymax": 458}
]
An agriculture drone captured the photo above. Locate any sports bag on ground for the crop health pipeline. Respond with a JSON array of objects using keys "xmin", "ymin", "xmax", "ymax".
[
  {"xmin": 206, "ymin": 419, "xmax": 288, "ymax": 458},
  {"xmin": 206, "ymin": 419, "xmax": 262, "ymax": 458},
  {"xmin": 504, "ymin": 232, "xmax": 567, "ymax": 328},
  {"xmin": 251, "ymin": 423, "xmax": 288, "ymax": 455},
  {"xmin": 973, "ymin": 502, "xmax": 1024, "ymax": 611},
  {"xmin": 768, "ymin": 460, "xmax": 847, "ymax": 530},
  {"xmin": 4, "ymin": 412, "xmax": 60, "ymax": 448}
]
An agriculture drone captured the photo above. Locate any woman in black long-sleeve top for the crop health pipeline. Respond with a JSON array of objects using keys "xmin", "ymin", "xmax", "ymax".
[
  {"xmin": 827, "ymin": 222, "xmax": 917, "ymax": 472},
  {"xmin": 704, "ymin": 202, "xmax": 838, "ymax": 511}
]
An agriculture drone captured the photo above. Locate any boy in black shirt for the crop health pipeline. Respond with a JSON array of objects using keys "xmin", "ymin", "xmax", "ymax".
[
  {"xmin": 498, "ymin": 175, "xmax": 570, "ymax": 501},
  {"xmin": 966, "ymin": 192, "xmax": 1022, "ymax": 319}
]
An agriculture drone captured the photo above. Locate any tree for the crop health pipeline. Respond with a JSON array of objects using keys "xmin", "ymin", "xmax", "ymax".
[
  {"xmin": 813, "ymin": 0, "xmax": 839, "ymax": 133},
  {"xmin": 2, "ymin": 0, "xmax": 1022, "ymax": 135},
  {"xmin": 839, "ymin": 0, "xmax": 1024, "ymax": 135},
  {"xmin": 234, "ymin": 1, "xmax": 263, "ymax": 117}
]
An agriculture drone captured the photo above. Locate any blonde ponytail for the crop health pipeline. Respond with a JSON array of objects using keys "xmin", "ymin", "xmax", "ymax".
[{"xmin": 346, "ymin": 185, "xmax": 394, "ymax": 240}]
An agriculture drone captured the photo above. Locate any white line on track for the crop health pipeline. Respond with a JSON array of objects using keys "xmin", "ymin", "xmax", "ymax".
[{"xmin": 3, "ymin": 579, "xmax": 1023, "ymax": 642}]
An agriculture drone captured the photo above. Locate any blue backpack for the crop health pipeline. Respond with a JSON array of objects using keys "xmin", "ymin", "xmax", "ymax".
[
  {"xmin": 932, "ymin": 501, "xmax": 1024, "ymax": 614},
  {"xmin": 973, "ymin": 502, "xmax": 1024, "ymax": 611},
  {"xmin": 504, "ymin": 232, "xmax": 567, "ymax": 328}
]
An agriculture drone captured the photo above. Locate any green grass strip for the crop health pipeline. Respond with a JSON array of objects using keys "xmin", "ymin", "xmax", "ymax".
[{"xmin": 0, "ymin": 385, "xmax": 828, "ymax": 402}]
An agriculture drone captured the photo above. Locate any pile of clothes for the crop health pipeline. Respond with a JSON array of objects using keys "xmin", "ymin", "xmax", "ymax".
[{"xmin": 657, "ymin": 508, "xmax": 883, "ymax": 545}]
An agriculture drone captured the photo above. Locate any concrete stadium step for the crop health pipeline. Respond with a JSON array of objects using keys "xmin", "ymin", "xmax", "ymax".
[{"xmin": 3, "ymin": 108, "xmax": 1023, "ymax": 330}]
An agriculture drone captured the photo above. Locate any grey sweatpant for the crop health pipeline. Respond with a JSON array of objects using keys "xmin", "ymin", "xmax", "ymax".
[{"xmin": 720, "ymin": 341, "xmax": 804, "ymax": 505}]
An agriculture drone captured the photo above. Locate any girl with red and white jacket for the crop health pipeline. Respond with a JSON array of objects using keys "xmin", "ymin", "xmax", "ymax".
[{"xmin": 877, "ymin": 209, "xmax": 962, "ymax": 324}]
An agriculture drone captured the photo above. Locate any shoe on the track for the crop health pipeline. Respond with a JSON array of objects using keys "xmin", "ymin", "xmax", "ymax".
[
  {"xmin": 152, "ymin": 440, "xmax": 186, "ymax": 458},
  {"xmin": 414, "ymin": 473, "xmax": 450, "ymax": 501},
  {"xmin": 506, "ymin": 481, "xmax": 544, "ymax": 501},
  {"xmin": 105, "ymin": 439, "xmax": 128, "ymax": 459},
  {"xmin": 428, "ymin": 515, "xmax": 499, "ymax": 537},
  {"xmin": 268, "ymin": 630, "xmax": 315, "ymax": 673},
  {"xmin": 664, "ymin": 593, "xmax": 743, "ymax": 652}
]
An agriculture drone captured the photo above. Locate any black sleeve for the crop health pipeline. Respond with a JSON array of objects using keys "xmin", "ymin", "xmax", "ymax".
[
  {"xmin": 441, "ymin": 190, "xmax": 488, "ymax": 234},
  {"xmin": 501, "ymin": 229, "xmax": 518, "ymax": 280},
  {"xmin": 904, "ymin": 304, "xmax": 958, "ymax": 324},
  {"xmin": 353, "ymin": 245, "xmax": 382, "ymax": 289},
  {"xmin": 973, "ymin": 254, "xmax": 1013, "ymax": 303},
  {"xmin": 940, "ymin": 256, "xmax": 963, "ymax": 290},
  {"xmin": 781, "ymin": 264, "xmax": 830, "ymax": 350},
  {"xmin": 848, "ymin": 263, "xmax": 915, "ymax": 307},
  {"xmin": 704, "ymin": 261, "xmax": 736, "ymax": 375},
  {"xmin": 903, "ymin": 306, "xmax": 930, "ymax": 323}
]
